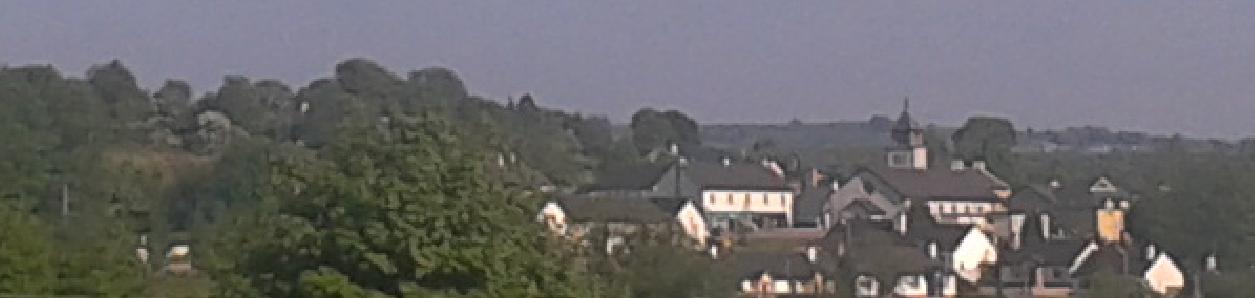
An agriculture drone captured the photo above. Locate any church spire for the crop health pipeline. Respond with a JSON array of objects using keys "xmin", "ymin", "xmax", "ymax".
[{"xmin": 888, "ymin": 96, "xmax": 928, "ymax": 169}]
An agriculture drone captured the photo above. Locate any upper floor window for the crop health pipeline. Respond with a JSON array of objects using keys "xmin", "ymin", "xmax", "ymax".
[{"xmin": 888, "ymin": 152, "xmax": 911, "ymax": 168}]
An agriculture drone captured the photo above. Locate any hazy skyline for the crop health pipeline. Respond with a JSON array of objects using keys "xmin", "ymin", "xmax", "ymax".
[{"xmin": 3, "ymin": 1, "xmax": 1254, "ymax": 138}]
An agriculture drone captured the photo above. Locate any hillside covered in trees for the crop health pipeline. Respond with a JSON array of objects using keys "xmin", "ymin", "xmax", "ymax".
[
  {"xmin": 0, "ymin": 59, "xmax": 722, "ymax": 297},
  {"xmin": 2, "ymin": 59, "xmax": 1254, "ymax": 296}
]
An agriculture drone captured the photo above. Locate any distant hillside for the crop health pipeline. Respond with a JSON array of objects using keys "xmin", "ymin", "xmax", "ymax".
[
  {"xmin": 700, "ymin": 117, "xmax": 1248, "ymax": 155},
  {"xmin": 701, "ymin": 120, "xmax": 893, "ymax": 150}
]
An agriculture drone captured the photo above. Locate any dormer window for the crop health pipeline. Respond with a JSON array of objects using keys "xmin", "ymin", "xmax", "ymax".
[
  {"xmin": 1090, "ymin": 177, "xmax": 1118, "ymax": 193},
  {"xmin": 888, "ymin": 151, "xmax": 912, "ymax": 168}
]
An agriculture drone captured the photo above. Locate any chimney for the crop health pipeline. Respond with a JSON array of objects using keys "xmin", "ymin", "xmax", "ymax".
[
  {"xmin": 895, "ymin": 212, "xmax": 909, "ymax": 235},
  {"xmin": 709, "ymin": 245, "xmax": 719, "ymax": 259},
  {"xmin": 811, "ymin": 169, "xmax": 825, "ymax": 187},
  {"xmin": 721, "ymin": 156, "xmax": 732, "ymax": 167},
  {"xmin": 806, "ymin": 246, "xmax": 819, "ymax": 263},
  {"xmin": 1206, "ymin": 254, "xmax": 1217, "ymax": 272},
  {"xmin": 928, "ymin": 242, "xmax": 939, "ymax": 259},
  {"xmin": 1039, "ymin": 213, "xmax": 1051, "ymax": 240},
  {"xmin": 831, "ymin": 180, "xmax": 840, "ymax": 191},
  {"xmin": 669, "ymin": 142, "xmax": 680, "ymax": 155},
  {"xmin": 951, "ymin": 160, "xmax": 966, "ymax": 171},
  {"xmin": 763, "ymin": 160, "xmax": 785, "ymax": 178},
  {"xmin": 1145, "ymin": 245, "xmax": 1157, "ymax": 261},
  {"xmin": 1049, "ymin": 179, "xmax": 1062, "ymax": 190},
  {"xmin": 971, "ymin": 161, "xmax": 987, "ymax": 171}
]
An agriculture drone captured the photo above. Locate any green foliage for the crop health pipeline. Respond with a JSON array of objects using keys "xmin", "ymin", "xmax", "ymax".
[
  {"xmin": 1203, "ymin": 271, "xmax": 1255, "ymax": 297},
  {"xmin": 52, "ymin": 218, "xmax": 147, "ymax": 297},
  {"xmin": 87, "ymin": 60, "xmax": 152, "ymax": 124},
  {"xmin": 0, "ymin": 203, "xmax": 58, "ymax": 293},
  {"xmin": 1128, "ymin": 154, "xmax": 1255, "ymax": 267},
  {"xmin": 953, "ymin": 117, "xmax": 1018, "ymax": 183},
  {"xmin": 1084, "ymin": 270, "xmax": 1155, "ymax": 298},
  {"xmin": 215, "ymin": 116, "xmax": 596, "ymax": 297},
  {"xmin": 630, "ymin": 108, "xmax": 700, "ymax": 154},
  {"xmin": 201, "ymin": 76, "xmax": 296, "ymax": 139}
]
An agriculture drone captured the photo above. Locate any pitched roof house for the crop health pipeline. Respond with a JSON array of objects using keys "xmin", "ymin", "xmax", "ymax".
[
  {"xmin": 538, "ymin": 195, "xmax": 708, "ymax": 247},
  {"xmin": 723, "ymin": 250, "xmax": 838, "ymax": 297},
  {"xmin": 652, "ymin": 159, "xmax": 796, "ymax": 231},
  {"xmin": 825, "ymin": 102, "xmax": 1010, "ymax": 229}
]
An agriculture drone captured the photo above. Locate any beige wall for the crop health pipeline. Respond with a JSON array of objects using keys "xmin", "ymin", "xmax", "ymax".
[
  {"xmin": 1144, "ymin": 253, "xmax": 1185, "ymax": 296},
  {"xmin": 676, "ymin": 202, "xmax": 708, "ymax": 246},
  {"xmin": 702, "ymin": 190, "xmax": 793, "ymax": 218}
]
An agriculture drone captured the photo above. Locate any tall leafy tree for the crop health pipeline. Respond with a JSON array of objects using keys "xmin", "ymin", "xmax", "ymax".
[
  {"xmin": 87, "ymin": 60, "xmax": 152, "ymax": 124},
  {"xmin": 629, "ymin": 108, "xmax": 700, "ymax": 154},
  {"xmin": 952, "ymin": 117, "xmax": 1018, "ymax": 183},
  {"xmin": 217, "ymin": 115, "xmax": 597, "ymax": 297},
  {"xmin": 0, "ymin": 203, "xmax": 58, "ymax": 294}
]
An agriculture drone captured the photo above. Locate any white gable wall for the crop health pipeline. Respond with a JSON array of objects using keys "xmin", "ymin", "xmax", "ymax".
[
  {"xmin": 675, "ymin": 202, "xmax": 708, "ymax": 245},
  {"xmin": 824, "ymin": 176, "xmax": 901, "ymax": 228},
  {"xmin": 951, "ymin": 227, "xmax": 998, "ymax": 282},
  {"xmin": 893, "ymin": 275, "xmax": 928, "ymax": 297},
  {"xmin": 538, "ymin": 202, "xmax": 567, "ymax": 235},
  {"xmin": 1144, "ymin": 253, "xmax": 1185, "ymax": 296}
]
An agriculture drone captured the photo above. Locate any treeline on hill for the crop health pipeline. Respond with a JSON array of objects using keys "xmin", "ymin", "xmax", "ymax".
[
  {"xmin": 0, "ymin": 59, "xmax": 721, "ymax": 297},
  {"xmin": 2, "ymin": 59, "xmax": 1254, "ymax": 296}
]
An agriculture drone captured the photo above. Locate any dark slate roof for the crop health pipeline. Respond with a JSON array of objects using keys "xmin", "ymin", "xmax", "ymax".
[
  {"xmin": 725, "ymin": 251, "xmax": 831, "ymax": 279},
  {"xmin": 1045, "ymin": 176, "xmax": 1137, "ymax": 208},
  {"xmin": 586, "ymin": 163, "xmax": 669, "ymax": 191},
  {"xmin": 685, "ymin": 161, "xmax": 791, "ymax": 191},
  {"xmin": 1071, "ymin": 244, "xmax": 1152, "ymax": 277},
  {"xmin": 1008, "ymin": 185, "xmax": 1058, "ymax": 212},
  {"xmin": 555, "ymin": 196, "xmax": 673, "ymax": 223},
  {"xmin": 793, "ymin": 186, "xmax": 831, "ymax": 221},
  {"xmin": 859, "ymin": 166, "xmax": 1001, "ymax": 200},
  {"xmin": 830, "ymin": 219, "xmax": 936, "ymax": 281},
  {"xmin": 893, "ymin": 204, "xmax": 972, "ymax": 251},
  {"xmin": 1005, "ymin": 237, "xmax": 1089, "ymax": 268},
  {"xmin": 646, "ymin": 196, "xmax": 702, "ymax": 214},
  {"xmin": 842, "ymin": 199, "xmax": 887, "ymax": 217}
]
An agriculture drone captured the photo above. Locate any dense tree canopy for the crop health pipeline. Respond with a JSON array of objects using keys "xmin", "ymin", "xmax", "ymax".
[
  {"xmin": 4, "ymin": 58, "xmax": 1255, "ymax": 297},
  {"xmin": 210, "ymin": 116, "xmax": 596, "ymax": 297},
  {"xmin": 629, "ymin": 108, "xmax": 700, "ymax": 154}
]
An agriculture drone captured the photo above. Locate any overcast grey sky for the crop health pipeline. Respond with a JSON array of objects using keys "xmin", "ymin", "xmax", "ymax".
[{"xmin": 2, "ymin": 1, "xmax": 1253, "ymax": 138}]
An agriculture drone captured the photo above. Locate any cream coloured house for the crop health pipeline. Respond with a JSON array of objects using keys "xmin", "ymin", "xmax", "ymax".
[{"xmin": 651, "ymin": 159, "xmax": 794, "ymax": 231}]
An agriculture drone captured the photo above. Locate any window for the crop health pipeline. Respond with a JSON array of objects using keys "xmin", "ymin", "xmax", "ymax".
[
  {"xmin": 727, "ymin": 194, "xmax": 733, "ymax": 205},
  {"xmin": 762, "ymin": 194, "xmax": 769, "ymax": 205},
  {"xmin": 708, "ymin": 194, "xmax": 715, "ymax": 205},
  {"xmin": 889, "ymin": 152, "xmax": 910, "ymax": 168},
  {"xmin": 773, "ymin": 280, "xmax": 791, "ymax": 294}
]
